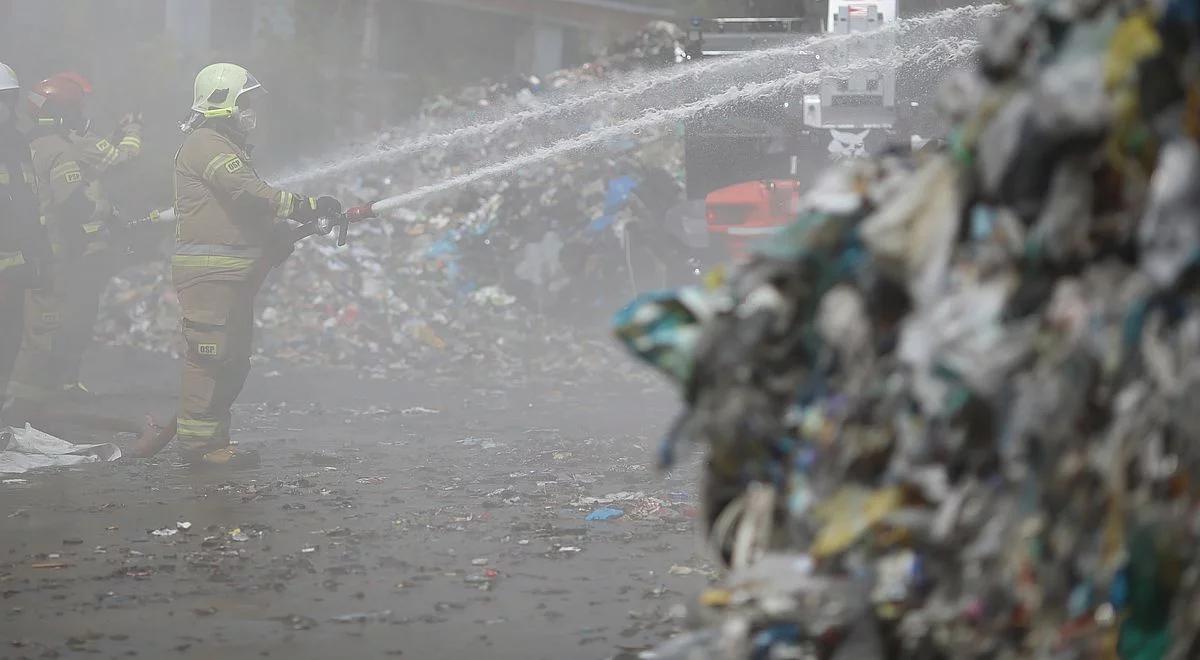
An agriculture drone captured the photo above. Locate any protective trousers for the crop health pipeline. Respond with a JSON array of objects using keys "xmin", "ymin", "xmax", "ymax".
[
  {"xmin": 0, "ymin": 287, "xmax": 25, "ymax": 410},
  {"xmin": 2, "ymin": 287, "xmax": 61, "ymax": 422},
  {"xmin": 54, "ymin": 252, "xmax": 111, "ymax": 387},
  {"xmin": 175, "ymin": 272, "xmax": 264, "ymax": 455}
]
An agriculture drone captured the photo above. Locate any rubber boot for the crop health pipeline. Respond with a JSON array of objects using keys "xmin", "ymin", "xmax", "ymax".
[{"xmin": 189, "ymin": 445, "xmax": 261, "ymax": 470}]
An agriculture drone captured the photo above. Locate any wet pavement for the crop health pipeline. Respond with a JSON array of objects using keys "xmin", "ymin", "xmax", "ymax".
[{"xmin": 0, "ymin": 347, "xmax": 709, "ymax": 660}]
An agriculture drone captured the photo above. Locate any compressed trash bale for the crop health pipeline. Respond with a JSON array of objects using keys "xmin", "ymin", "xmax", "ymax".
[{"xmin": 619, "ymin": 1, "xmax": 1200, "ymax": 657}]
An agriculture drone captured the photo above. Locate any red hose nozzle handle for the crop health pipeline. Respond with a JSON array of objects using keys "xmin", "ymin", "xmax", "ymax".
[{"xmin": 345, "ymin": 202, "xmax": 376, "ymax": 222}]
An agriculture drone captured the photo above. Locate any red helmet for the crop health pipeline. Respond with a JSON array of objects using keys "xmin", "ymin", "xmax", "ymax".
[
  {"xmin": 50, "ymin": 71, "xmax": 93, "ymax": 95},
  {"xmin": 27, "ymin": 74, "xmax": 87, "ymax": 129}
]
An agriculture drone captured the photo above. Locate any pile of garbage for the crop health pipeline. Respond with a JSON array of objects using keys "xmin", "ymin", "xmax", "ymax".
[
  {"xmin": 617, "ymin": 1, "xmax": 1200, "ymax": 657},
  {"xmin": 419, "ymin": 20, "xmax": 686, "ymax": 119},
  {"xmin": 95, "ymin": 22, "xmax": 689, "ymax": 376}
]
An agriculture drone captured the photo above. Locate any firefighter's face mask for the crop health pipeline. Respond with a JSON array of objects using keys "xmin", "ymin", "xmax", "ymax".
[
  {"xmin": 235, "ymin": 107, "xmax": 257, "ymax": 133},
  {"xmin": 0, "ymin": 90, "xmax": 16, "ymax": 125},
  {"xmin": 233, "ymin": 92, "xmax": 257, "ymax": 133},
  {"xmin": 67, "ymin": 114, "xmax": 91, "ymax": 135}
]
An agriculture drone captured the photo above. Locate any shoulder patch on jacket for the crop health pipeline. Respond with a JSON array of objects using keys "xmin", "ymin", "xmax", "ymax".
[
  {"xmin": 225, "ymin": 157, "xmax": 244, "ymax": 174},
  {"xmin": 96, "ymin": 139, "xmax": 112, "ymax": 152}
]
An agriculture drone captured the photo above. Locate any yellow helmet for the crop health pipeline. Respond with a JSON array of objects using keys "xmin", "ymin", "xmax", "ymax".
[{"xmin": 191, "ymin": 63, "xmax": 262, "ymax": 118}]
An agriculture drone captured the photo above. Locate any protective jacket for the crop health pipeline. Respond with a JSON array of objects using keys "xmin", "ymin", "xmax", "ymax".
[
  {"xmin": 28, "ymin": 131, "xmax": 116, "ymax": 258},
  {"xmin": 0, "ymin": 127, "xmax": 47, "ymax": 286},
  {"xmin": 172, "ymin": 126, "xmax": 307, "ymax": 286},
  {"xmin": 171, "ymin": 123, "xmax": 313, "ymax": 453},
  {"xmin": 0, "ymin": 127, "xmax": 43, "ymax": 404}
]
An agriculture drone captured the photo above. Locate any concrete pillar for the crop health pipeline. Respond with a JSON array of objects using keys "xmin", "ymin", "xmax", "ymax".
[
  {"xmin": 530, "ymin": 18, "xmax": 565, "ymax": 76},
  {"xmin": 356, "ymin": 0, "xmax": 382, "ymax": 132},
  {"xmin": 0, "ymin": 0, "xmax": 12, "ymax": 62}
]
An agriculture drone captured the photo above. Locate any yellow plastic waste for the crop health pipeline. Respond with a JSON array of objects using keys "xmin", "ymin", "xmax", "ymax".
[{"xmin": 810, "ymin": 486, "xmax": 903, "ymax": 558}]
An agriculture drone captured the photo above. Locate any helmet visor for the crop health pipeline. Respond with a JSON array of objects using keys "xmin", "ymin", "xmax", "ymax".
[{"xmin": 241, "ymin": 72, "xmax": 263, "ymax": 97}]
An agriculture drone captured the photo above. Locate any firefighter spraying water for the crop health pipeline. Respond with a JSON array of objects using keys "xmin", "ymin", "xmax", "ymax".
[
  {"xmin": 126, "ymin": 63, "xmax": 355, "ymax": 464},
  {"xmin": 111, "ymin": 4, "xmax": 988, "ymax": 461}
]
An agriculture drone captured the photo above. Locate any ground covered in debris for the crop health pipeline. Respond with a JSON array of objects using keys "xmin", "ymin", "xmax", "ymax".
[{"xmin": 0, "ymin": 348, "xmax": 709, "ymax": 660}]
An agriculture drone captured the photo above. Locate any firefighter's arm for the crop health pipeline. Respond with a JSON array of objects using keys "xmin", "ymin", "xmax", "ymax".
[
  {"xmin": 45, "ymin": 152, "xmax": 110, "ymax": 234},
  {"xmin": 0, "ymin": 190, "xmax": 52, "ymax": 289},
  {"xmin": 76, "ymin": 126, "xmax": 141, "ymax": 174},
  {"xmin": 117, "ymin": 114, "xmax": 142, "ymax": 145},
  {"xmin": 201, "ymin": 152, "xmax": 329, "ymax": 226},
  {"xmin": 0, "ymin": 194, "xmax": 25, "ymax": 285},
  {"xmin": 114, "ymin": 115, "xmax": 142, "ymax": 160}
]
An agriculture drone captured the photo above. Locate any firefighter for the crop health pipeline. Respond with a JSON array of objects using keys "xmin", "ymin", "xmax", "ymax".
[
  {"xmin": 48, "ymin": 72, "xmax": 143, "ymax": 398},
  {"xmin": 167, "ymin": 62, "xmax": 340, "ymax": 466},
  {"xmin": 0, "ymin": 63, "xmax": 51, "ymax": 419},
  {"xmin": 1, "ymin": 72, "xmax": 121, "ymax": 428}
]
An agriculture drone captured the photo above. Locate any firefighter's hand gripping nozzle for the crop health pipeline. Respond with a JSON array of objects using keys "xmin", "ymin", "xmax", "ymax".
[
  {"xmin": 318, "ymin": 201, "xmax": 376, "ymax": 247},
  {"xmin": 314, "ymin": 210, "xmax": 348, "ymax": 246},
  {"xmin": 303, "ymin": 196, "xmax": 374, "ymax": 247},
  {"xmin": 295, "ymin": 200, "xmax": 376, "ymax": 247}
]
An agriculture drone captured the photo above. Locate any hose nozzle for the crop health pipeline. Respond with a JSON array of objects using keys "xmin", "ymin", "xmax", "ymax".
[{"xmin": 345, "ymin": 202, "xmax": 376, "ymax": 222}]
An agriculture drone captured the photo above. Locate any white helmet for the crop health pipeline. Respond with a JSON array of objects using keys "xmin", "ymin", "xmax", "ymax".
[{"xmin": 0, "ymin": 62, "xmax": 18, "ymax": 92}]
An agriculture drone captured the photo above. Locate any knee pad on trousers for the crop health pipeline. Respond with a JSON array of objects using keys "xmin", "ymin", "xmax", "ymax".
[{"xmin": 182, "ymin": 318, "xmax": 238, "ymax": 365}]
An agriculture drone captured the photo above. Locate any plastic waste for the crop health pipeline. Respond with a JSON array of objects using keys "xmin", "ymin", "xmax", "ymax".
[
  {"xmin": 622, "ymin": 1, "xmax": 1200, "ymax": 657},
  {"xmin": 0, "ymin": 425, "xmax": 122, "ymax": 474},
  {"xmin": 585, "ymin": 507, "xmax": 624, "ymax": 521}
]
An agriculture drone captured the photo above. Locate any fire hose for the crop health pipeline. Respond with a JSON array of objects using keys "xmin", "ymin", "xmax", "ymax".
[{"xmin": 127, "ymin": 201, "xmax": 379, "ymax": 247}]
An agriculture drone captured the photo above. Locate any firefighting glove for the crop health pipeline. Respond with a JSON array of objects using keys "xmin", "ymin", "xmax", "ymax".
[
  {"xmin": 316, "ymin": 195, "xmax": 342, "ymax": 219},
  {"xmin": 117, "ymin": 113, "xmax": 143, "ymax": 143},
  {"xmin": 290, "ymin": 195, "xmax": 342, "ymax": 224}
]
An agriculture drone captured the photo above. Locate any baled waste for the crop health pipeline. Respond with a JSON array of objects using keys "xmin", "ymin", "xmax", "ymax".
[{"xmin": 617, "ymin": 0, "xmax": 1200, "ymax": 657}]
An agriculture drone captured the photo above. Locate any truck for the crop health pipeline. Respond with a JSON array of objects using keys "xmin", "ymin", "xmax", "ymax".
[
  {"xmin": 670, "ymin": 0, "xmax": 934, "ymax": 262},
  {"xmin": 802, "ymin": 0, "xmax": 904, "ymax": 159}
]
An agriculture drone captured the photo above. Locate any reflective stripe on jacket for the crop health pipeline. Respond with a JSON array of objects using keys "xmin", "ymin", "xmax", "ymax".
[
  {"xmin": 29, "ymin": 132, "xmax": 112, "ymax": 257},
  {"xmin": 71, "ymin": 123, "xmax": 141, "ymax": 173},
  {"xmin": 173, "ymin": 126, "xmax": 300, "ymax": 284}
]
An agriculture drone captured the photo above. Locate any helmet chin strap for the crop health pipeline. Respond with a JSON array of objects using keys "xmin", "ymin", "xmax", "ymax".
[{"xmin": 36, "ymin": 116, "xmax": 89, "ymax": 133}]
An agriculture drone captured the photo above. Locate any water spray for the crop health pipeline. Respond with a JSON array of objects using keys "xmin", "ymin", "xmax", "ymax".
[
  {"xmin": 349, "ymin": 40, "xmax": 979, "ymax": 219},
  {"xmin": 276, "ymin": 3, "xmax": 1001, "ymax": 186},
  {"xmin": 135, "ymin": 6, "xmax": 998, "ymax": 240}
]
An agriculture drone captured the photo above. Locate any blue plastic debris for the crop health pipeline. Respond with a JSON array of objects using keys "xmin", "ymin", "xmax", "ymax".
[{"xmin": 585, "ymin": 507, "xmax": 625, "ymax": 521}]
